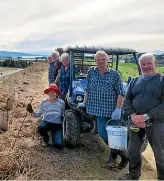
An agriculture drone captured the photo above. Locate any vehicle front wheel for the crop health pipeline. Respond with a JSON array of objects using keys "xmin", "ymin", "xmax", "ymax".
[{"xmin": 63, "ymin": 109, "xmax": 80, "ymax": 148}]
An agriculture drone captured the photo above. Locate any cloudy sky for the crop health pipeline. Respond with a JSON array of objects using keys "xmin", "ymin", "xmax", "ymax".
[{"xmin": 0, "ymin": 0, "xmax": 163, "ymax": 54}]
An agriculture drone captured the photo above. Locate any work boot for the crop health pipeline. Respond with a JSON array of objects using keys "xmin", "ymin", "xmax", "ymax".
[
  {"xmin": 41, "ymin": 141, "xmax": 50, "ymax": 147},
  {"xmin": 54, "ymin": 144, "xmax": 64, "ymax": 150},
  {"xmin": 119, "ymin": 173, "xmax": 139, "ymax": 180},
  {"xmin": 106, "ymin": 161, "xmax": 116, "ymax": 168},
  {"xmin": 117, "ymin": 150, "xmax": 129, "ymax": 170},
  {"xmin": 106, "ymin": 149, "xmax": 117, "ymax": 169}
]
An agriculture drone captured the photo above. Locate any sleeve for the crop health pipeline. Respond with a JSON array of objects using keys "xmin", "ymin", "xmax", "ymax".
[
  {"xmin": 61, "ymin": 102, "xmax": 65, "ymax": 117},
  {"xmin": 123, "ymin": 79, "xmax": 136, "ymax": 116},
  {"xmin": 84, "ymin": 68, "xmax": 92, "ymax": 93},
  {"xmin": 58, "ymin": 62, "xmax": 63, "ymax": 70},
  {"xmin": 147, "ymin": 77, "xmax": 164, "ymax": 119},
  {"xmin": 32, "ymin": 101, "xmax": 45, "ymax": 118},
  {"xmin": 114, "ymin": 71, "xmax": 125, "ymax": 96}
]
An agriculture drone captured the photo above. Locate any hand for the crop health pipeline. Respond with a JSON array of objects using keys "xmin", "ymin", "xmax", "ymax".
[
  {"xmin": 131, "ymin": 115, "xmax": 146, "ymax": 124},
  {"xmin": 77, "ymin": 102, "xmax": 85, "ymax": 108},
  {"xmin": 130, "ymin": 113, "xmax": 136, "ymax": 120},
  {"xmin": 111, "ymin": 108, "xmax": 121, "ymax": 120},
  {"xmin": 27, "ymin": 103, "xmax": 33, "ymax": 113},
  {"xmin": 135, "ymin": 122, "xmax": 146, "ymax": 128}
]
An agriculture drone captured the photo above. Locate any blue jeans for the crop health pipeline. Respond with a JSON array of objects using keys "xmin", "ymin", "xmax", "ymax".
[
  {"xmin": 96, "ymin": 117, "xmax": 123, "ymax": 144},
  {"xmin": 38, "ymin": 121, "xmax": 63, "ymax": 146}
]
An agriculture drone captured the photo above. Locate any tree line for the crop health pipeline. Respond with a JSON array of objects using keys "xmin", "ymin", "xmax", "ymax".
[{"xmin": 0, "ymin": 58, "xmax": 33, "ymax": 68}]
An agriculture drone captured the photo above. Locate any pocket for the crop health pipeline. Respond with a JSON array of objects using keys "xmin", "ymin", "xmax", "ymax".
[
  {"xmin": 101, "ymin": 78, "xmax": 114, "ymax": 92},
  {"xmin": 89, "ymin": 77, "xmax": 97, "ymax": 90}
]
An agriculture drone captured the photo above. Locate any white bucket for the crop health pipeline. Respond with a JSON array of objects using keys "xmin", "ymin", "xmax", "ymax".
[{"xmin": 106, "ymin": 125, "xmax": 127, "ymax": 150}]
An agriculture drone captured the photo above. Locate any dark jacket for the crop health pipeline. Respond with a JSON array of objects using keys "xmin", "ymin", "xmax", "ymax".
[
  {"xmin": 124, "ymin": 73, "xmax": 164, "ymax": 123},
  {"xmin": 54, "ymin": 61, "xmax": 63, "ymax": 80}
]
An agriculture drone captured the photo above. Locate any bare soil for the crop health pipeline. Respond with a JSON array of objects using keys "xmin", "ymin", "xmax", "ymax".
[{"xmin": 0, "ymin": 62, "xmax": 157, "ymax": 180}]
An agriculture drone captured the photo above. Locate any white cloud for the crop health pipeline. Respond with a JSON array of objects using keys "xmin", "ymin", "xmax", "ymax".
[{"xmin": 0, "ymin": 0, "xmax": 163, "ymax": 53}]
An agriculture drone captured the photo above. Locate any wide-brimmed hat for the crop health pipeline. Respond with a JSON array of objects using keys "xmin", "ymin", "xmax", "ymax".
[{"xmin": 44, "ymin": 84, "xmax": 60, "ymax": 95}]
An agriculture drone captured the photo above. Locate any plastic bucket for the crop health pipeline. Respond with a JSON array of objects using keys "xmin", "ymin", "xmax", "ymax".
[{"xmin": 106, "ymin": 125, "xmax": 127, "ymax": 150}]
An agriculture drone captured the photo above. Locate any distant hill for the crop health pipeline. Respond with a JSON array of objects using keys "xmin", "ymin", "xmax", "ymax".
[
  {"xmin": 153, "ymin": 50, "xmax": 164, "ymax": 55},
  {"xmin": 0, "ymin": 51, "xmax": 39, "ymax": 57}
]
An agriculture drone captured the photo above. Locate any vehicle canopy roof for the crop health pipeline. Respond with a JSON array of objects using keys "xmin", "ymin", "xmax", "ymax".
[{"xmin": 64, "ymin": 45, "xmax": 137, "ymax": 55}]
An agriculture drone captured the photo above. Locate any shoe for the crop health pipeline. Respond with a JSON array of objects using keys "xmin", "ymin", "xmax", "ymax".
[
  {"xmin": 54, "ymin": 144, "xmax": 64, "ymax": 150},
  {"xmin": 106, "ymin": 161, "xmax": 116, "ymax": 169},
  {"xmin": 117, "ymin": 155, "xmax": 129, "ymax": 170},
  {"xmin": 41, "ymin": 142, "xmax": 49, "ymax": 147},
  {"xmin": 119, "ymin": 173, "xmax": 139, "ymax": 180}
]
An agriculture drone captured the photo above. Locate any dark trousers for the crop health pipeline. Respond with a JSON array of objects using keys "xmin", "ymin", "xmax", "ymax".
[
  {"xmin": 128, "ymin": 121, "xmax": 164, "ymax": 180},
  {"xmin": 38, "ymin": 121, "xmax": 63, "ymax": 146}
]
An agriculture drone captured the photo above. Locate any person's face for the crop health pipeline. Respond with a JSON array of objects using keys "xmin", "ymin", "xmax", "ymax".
[
  {"xmin": 48, "ymin": 91, "xmax": 58, "ymax": 100},
  {"xmin": 51, "ymin": 54, "xmax": 58, "ymax": 62},
  {"xmin": 62, "ymin": 58, "xmax": 70, "ymax": 67},
  {"xmin": 48, "ymin": 56, "xmax": 52, "ymax": 62},
  {"xmin": 95, "ymin": 54, "xmax": 108, "ymax": 69},
  {"xmin": 140, "ymin": 57, "xmax": 157, "ymax": 76}
]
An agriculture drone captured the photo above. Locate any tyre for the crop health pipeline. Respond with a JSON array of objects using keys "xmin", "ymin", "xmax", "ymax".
[{"xmin": 63, "ymin": 109, "xmax": 80, "ymax": 148}]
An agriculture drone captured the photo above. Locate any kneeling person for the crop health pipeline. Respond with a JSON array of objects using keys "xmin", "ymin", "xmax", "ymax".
[{"xmin": 27, "ymin": 85, "xmax": 65, "ymax": 149}]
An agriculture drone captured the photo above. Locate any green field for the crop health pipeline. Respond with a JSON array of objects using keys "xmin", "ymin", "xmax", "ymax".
[
  {"xmin": 81, "ymin": 60, "xmax": 164, "ymax": 81},
  {"xmin": 117, "ymin": 63, "xmax": 164, "ymax": 81}
]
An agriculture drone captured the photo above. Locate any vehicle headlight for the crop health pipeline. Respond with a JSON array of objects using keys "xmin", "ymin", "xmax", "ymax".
[{"xmin": 76, "ymin": 95, "xmax": 83, "ymax": 102}]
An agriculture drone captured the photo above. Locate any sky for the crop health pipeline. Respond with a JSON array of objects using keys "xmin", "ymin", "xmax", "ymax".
[{"xmin": 0, "ymin": 0, "xmax": 163, "ymax": 55}]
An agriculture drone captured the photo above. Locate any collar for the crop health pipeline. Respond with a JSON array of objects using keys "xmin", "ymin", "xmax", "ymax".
[{"xmin": 94, "ymin": 67, "xmax": 111, "ymax": 74}]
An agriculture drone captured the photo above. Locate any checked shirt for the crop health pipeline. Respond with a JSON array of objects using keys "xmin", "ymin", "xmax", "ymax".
[{"xmin": 85, "ymin": 67, "xmax": 124, "ymax": 117}]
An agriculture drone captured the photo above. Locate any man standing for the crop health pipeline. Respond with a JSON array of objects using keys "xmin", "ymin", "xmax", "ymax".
[
  {"xmin": 78, "ymin": 50, "xmax": 128, "ymax": 169},
  {"xmin": 48, "ymin": 51, "xmax": 62, "ymax": 85},
  {"xmin": 119, "ymin": 53, "xmax": 164, "ymax": 180},
  {"xmin": 56, "ymin": 53, "xmax": 78, "ymax": 100}
]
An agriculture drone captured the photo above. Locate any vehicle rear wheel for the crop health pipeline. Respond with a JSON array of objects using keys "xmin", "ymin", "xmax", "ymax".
[{"xmin": 63, "ymin": 109, "xmax": 80, "ymax": 148}]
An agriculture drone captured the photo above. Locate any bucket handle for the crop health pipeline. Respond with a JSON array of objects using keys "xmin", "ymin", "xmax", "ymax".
[{"xmin": 106, "ymin": 119, "xmax": 128, "ymax": 127}]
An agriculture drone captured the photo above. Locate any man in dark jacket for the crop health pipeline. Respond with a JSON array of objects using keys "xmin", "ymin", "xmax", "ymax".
[
  {"xmin": 119, "ymin": 53, "xmax": 164, "ymax": 180},
  {"xmin": 48, "ymin": 51, "xmax": 62, "ymax": 85}
]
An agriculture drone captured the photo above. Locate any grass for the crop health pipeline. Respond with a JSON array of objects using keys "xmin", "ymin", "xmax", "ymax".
[
  {"xmin": 82, "ymin": 60, "xmax": 164, "ymax": 81},
  {"xmin": 118, "ymin": 63, "xmax": 164, "ymax": 81}
]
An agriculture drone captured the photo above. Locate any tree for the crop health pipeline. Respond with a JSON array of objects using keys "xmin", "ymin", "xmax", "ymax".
[{"xmin": 56, "ymin": 47, "xmax": 64, "ymax": 55}]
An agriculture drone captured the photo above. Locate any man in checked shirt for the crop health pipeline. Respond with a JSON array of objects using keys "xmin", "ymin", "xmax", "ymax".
[{"xmin": 78, "ymin": 50, "xmax": 128, "ymax": 169}]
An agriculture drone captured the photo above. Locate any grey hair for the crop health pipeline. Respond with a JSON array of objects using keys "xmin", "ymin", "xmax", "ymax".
[
  {"xmin": 94, "ymin": 50, "xmax": 109, "ymax": 61},
  {"xmin": 51, "ymin": 50, "xmax": 60, "ymax": 57},
  {"xmin": 61, "ymin": 53, "xmax": 70, "ymax": 61},
  {"xmin": 139, "ymin": 53, "xmax": 156, "ymax": 63}
]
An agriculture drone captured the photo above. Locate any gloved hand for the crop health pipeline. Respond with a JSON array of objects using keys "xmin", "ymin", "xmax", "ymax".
[
  {"xmin": 111, "ymin": 108, "xmax": 121, "ymax": 120},
  {"xmin": 27, "ymin": 103, "xmax": 33, "ymax": 113},
  {"xmin": 77, "ymin": 102, "xmax": 85, "ymax": 108}
]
